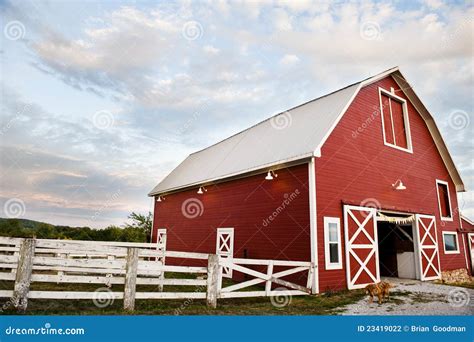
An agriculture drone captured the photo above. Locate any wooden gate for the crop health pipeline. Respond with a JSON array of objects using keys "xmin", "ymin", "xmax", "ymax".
[
  {"xmin": 344, "ymin": 205, "xmax": 379, "ymax": 289},
  {"xmin": 216, "ymin": 228, "xmax": 234, "ymax": 278},
  {"xmin": 414, "ymin": 214, "xmax": 441, "ymax": 281}
]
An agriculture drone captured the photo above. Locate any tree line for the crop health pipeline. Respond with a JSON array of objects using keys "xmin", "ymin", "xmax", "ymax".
[{"xmin": 0, "ymin": 212, "xmax": 152, "ymax": 243}]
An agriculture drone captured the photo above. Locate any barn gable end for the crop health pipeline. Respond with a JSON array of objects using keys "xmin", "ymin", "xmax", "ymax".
[{"xmin": 315, "ymin": 75, "xmax": 467, "ymax": 290}]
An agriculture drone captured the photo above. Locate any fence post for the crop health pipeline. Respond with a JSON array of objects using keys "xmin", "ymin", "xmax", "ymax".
[
  {"xmin": 265, "ymin": 261, "xmax": 274, "ymax": 295},
  {"xmin": 13, "ymin": 238, "xmax": 35, "ymax": 311},
  {"xmin": 123, "ymin": 247, "xmax": 139, "ymax": 311},
  {"xmin": 206, "ymin": 254, "xmax": 219, "ymax": 308},
  {"xmin": 158, "ymin": 231, "xmax": 167, "ymax": 292}
]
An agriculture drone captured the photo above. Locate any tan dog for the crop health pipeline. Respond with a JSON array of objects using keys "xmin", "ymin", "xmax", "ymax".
[
  {"xmin": 365, "ymin": 283, "xmax": 383, "ymax": 304},
  {"xmin": 365, "ymin": 281, "xmax": 393, "ymax": 304},
  {"xmin": 378, "ymin": 281, "xmax": 393, "ymax": 302}
]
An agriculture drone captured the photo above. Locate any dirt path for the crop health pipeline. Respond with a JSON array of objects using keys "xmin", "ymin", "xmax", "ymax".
[{"xmin": 339, "ymin": 278, "xmax": 474, "ymax": 315}]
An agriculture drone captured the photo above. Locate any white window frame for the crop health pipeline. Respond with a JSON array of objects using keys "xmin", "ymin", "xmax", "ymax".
[
  {"xmin": 324, "ymin": 217, "xmax": 342, "ymax": 270},
  {"xmin": 378, "ymin": 87, "xmax": 413, "ymax": 153},
  {"xmin": 442, "ymin": 231, "xmax": 460, "ymax": 254},
  {"xmin": 436, "ymin": 179, "xmax": 453, "ymax": 221}
]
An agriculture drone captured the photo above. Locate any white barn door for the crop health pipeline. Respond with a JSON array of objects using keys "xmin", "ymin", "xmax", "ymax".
[
  {"xmin": 469, "ymin": 233, "xmax": 474, "ymax": 274},
  {"xmin": 414, "ymin": 214, "xmax": 441, "ymax": 281},
  {"xmin": 216, "ymin": 228, "xmax": 234, "ymax": 278},
  {"xmin": 156, "ymin": 228, "xmax": 167, "ymax": 255},
  {"xmin": 344, "ymin": 205, "xmax": 380, "ymax": 289}
]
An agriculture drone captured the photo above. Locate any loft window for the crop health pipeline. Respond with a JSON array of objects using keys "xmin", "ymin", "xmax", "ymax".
[
  {"xmin": 324, "ymin": 217, "xmax": 342, "ymax": 270},
  {"xmin": 436, "ymin": 180, "xmax": 453, "ymax": 221},
  {"xmin": 442, "ymin": 232, "xmax": 459, "ymax": 254},
  {"xmin": 379, "ymin": 88, "xmax": 412, "ymax": 152}
]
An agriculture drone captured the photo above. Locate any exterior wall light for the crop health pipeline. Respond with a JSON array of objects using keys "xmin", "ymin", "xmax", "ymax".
[
  {"xmin": 265, "ymin": 171, "xmax": 278, "ymax": 180},
  {"xmin": 392, "ymin": 179, "xmax": 406, "ymax": 190}
]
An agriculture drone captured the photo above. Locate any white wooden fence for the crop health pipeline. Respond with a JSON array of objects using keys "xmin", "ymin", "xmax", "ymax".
[{"xmin": 0, "ymin": 237, "xmax": 311, "ymax": 311}]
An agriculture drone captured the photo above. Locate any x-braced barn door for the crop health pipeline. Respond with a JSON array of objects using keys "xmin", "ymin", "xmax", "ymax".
[
  {"xmin": 156, "ymin": 228, "xmax": 167, "ymax": 262},
  {"xmin": 216, "ymin": 228, "xmax": 234, "ymax": 278},
  {"xmin": 469, "ymin": 233, "xmax": 474, "ymax": 274},
  {"xmin": 344, "ymin": 205, "xmax": 380, "ymax": 289},
  {"xmin": 414, "ymin": 214, "xmax": 441, "ymax": 281}
]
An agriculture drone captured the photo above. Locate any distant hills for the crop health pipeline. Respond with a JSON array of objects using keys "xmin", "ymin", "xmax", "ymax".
[{"xmin": 0, "ymin": 215, "xmax": 150, "ymax": 242}]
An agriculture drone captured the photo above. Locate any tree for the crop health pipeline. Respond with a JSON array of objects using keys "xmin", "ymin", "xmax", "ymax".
[{"xmin": 124, "ymin": 212, "xmax": 152, "ymax": 242}]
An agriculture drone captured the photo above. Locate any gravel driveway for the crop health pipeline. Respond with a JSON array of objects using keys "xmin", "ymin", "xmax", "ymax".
[{"xmin": 340, "ymin": 278, "xmax": 474, "ymax": 315}]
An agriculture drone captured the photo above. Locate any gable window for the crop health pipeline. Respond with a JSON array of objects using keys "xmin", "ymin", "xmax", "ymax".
[
  {"xmin": 436, "ymin": 180, "xmax": 453, "ymax": 221},
  {"xmin": 442, "ymin": 232, "xmax": 459, "ymax": 254},
  {"xmin": 379, "ymin": 88, "xmax": 412, "ymax": 152},
  {"xmin": 324, "ymin": 217, "xmax": 342, "ymax": 270}
]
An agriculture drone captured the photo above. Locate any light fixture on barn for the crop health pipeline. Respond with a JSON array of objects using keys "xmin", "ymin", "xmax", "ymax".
[
  {"xmin": 156, "ymin": 195, "xmax": 165, "ymax": 202},
  {"xmin": 392, "ymin": 179, "xmax": 406, "ymax": 191},
  {"xmin": 197, "ymin": 186, "xmax": 207, "ymax": 194},
  {"xmin": 265, "ymin": 170, "xmax": 278, "ymax": 180}
]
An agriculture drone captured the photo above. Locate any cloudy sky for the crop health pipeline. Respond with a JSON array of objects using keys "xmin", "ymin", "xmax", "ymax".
[{"xmin": 0, "ymin": 0, "xmax": 472, "ymax": 228}]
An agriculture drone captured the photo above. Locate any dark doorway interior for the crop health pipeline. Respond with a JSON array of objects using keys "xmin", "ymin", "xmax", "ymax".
[{"xmin": 377, "ymin": 222, "xmax": 414, "ymax": 278}]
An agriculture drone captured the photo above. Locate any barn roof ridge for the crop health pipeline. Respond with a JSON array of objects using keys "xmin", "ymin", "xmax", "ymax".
[
  {"xmin": 190, "ymin": 66, "xmax": 400, "ymax": 157},
  {"xmin": 189, "ymin": 78, "xmax": 365, "ymax": 156},
  {"xmin": 149, "ymin": 66, "xmax": 465, "ymax": 196}
]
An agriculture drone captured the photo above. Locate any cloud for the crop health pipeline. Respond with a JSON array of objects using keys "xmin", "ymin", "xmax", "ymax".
[
  {"xmin": 1, "ymin": 0, "xmax": 473, "ymax": 225},
  {"xmin": 280, "ymin": 54, "xmax": 299, "ymax": 66}
]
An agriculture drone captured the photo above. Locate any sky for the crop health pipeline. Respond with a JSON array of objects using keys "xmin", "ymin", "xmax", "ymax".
[{"xmin": 0, "ymin": 0, "xmax": 472, "ymax": 228}]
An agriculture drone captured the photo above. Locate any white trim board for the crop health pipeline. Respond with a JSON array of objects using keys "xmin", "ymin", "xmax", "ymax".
[
  {"xmin": 435, "ymin": 179, "xmax": 453, "ymax": 221},
  {"xmin": 307, "ymin": 158, "xmax": 319, "ymax": 294},
  {"xmin": 441, "ymin": 231, "xmax": 460, "ymax": 254},
  {"xmin": 378, "ymin": 87, "xmax": 413, "ymax": 153},
  {"xmin": 323, "ymin": 217, "xmax": 342, "ymax": 270}
]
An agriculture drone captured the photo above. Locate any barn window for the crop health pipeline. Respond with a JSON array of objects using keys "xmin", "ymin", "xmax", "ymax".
[
  {"xmin": 442, "ymin": 232, "xmax": 459, "ymax": 254},
  {"xmin": 379, "ymin": 88, "xmax": 412, "ymax": 152},
  {"xmin": 324, "ymin": 217, "xmax": 342, "ymax": 270},
  {"xmin": 436, "ymin": 180, "xmax": 452, "ymax": 221}
]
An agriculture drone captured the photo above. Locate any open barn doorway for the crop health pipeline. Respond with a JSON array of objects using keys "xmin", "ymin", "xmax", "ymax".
[{"xmin": 376, "ymin": 213, "xmax": 420, "ymax": 280}]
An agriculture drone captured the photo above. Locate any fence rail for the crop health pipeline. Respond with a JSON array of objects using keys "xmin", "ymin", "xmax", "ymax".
[{"xmin": 0, "ymin": 237, "xmax": 311, "ymax": 311}]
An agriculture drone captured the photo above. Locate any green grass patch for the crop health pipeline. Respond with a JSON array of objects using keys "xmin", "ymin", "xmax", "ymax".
[{"xmin": 0, "ymin": 279, "xmax": 365, "ymax": 315}]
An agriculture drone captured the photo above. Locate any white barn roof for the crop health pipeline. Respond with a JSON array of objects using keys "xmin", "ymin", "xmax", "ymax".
[{"xmin": 149, "ymin": 67, "xmax": 465, "ymax": 195}]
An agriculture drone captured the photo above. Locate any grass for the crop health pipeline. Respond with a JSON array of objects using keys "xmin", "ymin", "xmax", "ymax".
[{"xmin": 0, "ymin": 279, "xmax": 365, "ymax": 315}]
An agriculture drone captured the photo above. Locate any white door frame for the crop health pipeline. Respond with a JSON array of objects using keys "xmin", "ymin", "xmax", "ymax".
[
  {"xmin": 344, "ymin": 205, "xmax": 380, "ymax": 290},
  {"xmin": 216, "ymin": 228, "xmax": 234, "ymax": 278},
  {"xmin": 414, "ymin": 214, "xmax": 441, "ymax": 281},
  {"xmin": 468, "ymin": 233, "xmax": 474, "ymax": 274}
]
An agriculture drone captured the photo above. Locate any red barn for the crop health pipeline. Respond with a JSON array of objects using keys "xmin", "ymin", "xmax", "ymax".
[
  {"xmin": 149, "ymin": 67, "xmax": 469, "ymax": 293},
  {"xmin": 461, "ymin": 215, "xmax": 474, "ymax": 275}
]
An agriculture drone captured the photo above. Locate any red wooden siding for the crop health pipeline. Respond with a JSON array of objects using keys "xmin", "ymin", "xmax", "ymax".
[
  {"xmin": 315, "ymin": 75, "xmax": 466, "ymax": 291},
  {"xmin": 390, "ymin": 98, "xmax": 408, "ymax": 149},
  {"xmin": 152, "ymin": 164, "xmax": 311, "ymax": 283},
  {"xmin": 381, "ymin": 95, "xmax": 395, "ymax": 145}
]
